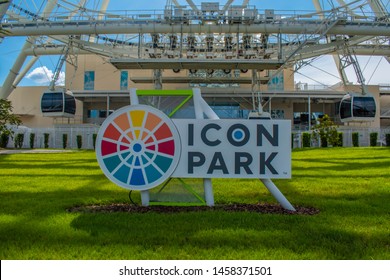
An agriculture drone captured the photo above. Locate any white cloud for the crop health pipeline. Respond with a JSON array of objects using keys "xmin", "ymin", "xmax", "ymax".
[
  {"xmin": 26, "ymin": 66, "xmax": 65, "ymax": 86},
  {"xmin": 56, "ymin": 71, "xmax": 65, "ymax": 86}
]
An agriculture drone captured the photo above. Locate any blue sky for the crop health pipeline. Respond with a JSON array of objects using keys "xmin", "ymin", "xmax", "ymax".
[{"xmin": 0, "ymin": 0, "xmax": 389, "ymax": 88}]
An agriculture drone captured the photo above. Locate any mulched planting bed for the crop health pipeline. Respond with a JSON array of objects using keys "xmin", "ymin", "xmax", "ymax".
[{"xmin": 68, "ymin": 203, "xmax": 320, "ymax": 215}]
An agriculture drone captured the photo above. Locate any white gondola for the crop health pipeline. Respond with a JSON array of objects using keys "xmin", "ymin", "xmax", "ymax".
[
  {"xmin": 41, "ymin": 90, "xmax": 76, "ymax": 118},
  {"xmin": 339, "ymin": 93, "xmax": 376, "ymax": 122}
]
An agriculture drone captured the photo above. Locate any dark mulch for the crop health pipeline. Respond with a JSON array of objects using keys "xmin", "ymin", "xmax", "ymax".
[{"xmin": 68, "ymin": 203, "xmax": 320, "ymax": 215}]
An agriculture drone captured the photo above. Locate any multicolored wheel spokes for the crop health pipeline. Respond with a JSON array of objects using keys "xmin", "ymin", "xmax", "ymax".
[{"xmin": 96, "ymin": 105, "xmax": 180, "ymax": 190}]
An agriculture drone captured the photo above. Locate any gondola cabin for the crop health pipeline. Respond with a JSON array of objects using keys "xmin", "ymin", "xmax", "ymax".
[
  {"xmin": 41, "ymin": 90, "xmax": 76, "ymax": 118},
  {"xmin": 339, "ymin": 93, "xmax": 376, "ymax": 122}
]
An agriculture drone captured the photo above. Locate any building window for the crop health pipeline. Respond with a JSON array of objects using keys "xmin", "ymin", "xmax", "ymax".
[
  {"xmin": 87, "ymin": 109, "xmax": 114, "ymax": 118},
  {"xmin": 270, "ymin": 109, "xmax": 285, "ymax": 119},
  {"xmin": 268, "ymin": 71, "xmax": 284, "ymax": 91},
  {"xmin": 120, "ymin": 71, "xmax": 128, "ymax": 90},
  {"xmin": 84, "ymin": 71, "xmax": 95, "ymax": 90},
  {"xmin": 293, "ymin": 112, "xmax": 324, "ymax": 126}
]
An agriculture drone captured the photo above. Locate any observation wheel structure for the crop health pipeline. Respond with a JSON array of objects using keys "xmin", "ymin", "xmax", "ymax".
[{"xmin": 0, "ymin": 0, "xmax": 389, "ymax": 119}]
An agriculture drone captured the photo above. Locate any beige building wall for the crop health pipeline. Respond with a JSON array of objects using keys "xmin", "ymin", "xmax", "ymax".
[
  {"xmin": 282, "ymin": 68, "xmax": 295, "ymax": 91},
  {"xmin": 7, "ymin": 86, "xmax": 83, "ymax": 128},
  {"xmin": 66, "ymin": 55, "xmax": 194, "ymax": 91},
  {"xmin": 65, "ymin": 54, "xmax": 258, "ymax": 91},
  {"xmin": 268, "ymin": 101, "xmax": 294, "ymax": 123}
]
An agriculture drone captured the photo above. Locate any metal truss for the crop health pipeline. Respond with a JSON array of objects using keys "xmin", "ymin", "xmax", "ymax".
[{"xmin": 0, "ymin": 0, "xmax": 389, "ymax": 99}]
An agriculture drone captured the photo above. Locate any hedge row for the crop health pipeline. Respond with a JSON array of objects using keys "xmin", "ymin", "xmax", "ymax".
[
  {"xmin": 296, "ymin": 132, "xmax": 390, "ymax": 148},
  {"xmin": 0, "ymin": 133, "xmax": 98, "ymax": 149}
]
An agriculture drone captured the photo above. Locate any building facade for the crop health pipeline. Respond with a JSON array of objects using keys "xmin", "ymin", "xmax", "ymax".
[{"xmin": 6, "ymin": 53, "xmax": 390, "ymax": 131}]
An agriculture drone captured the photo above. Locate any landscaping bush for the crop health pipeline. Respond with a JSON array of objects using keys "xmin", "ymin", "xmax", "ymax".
[
  {"xmin": 352, "ymin": 132, "xmax": 359, "ymax": 147},
  {"xmin": 386, "ymin": 134, "xmax": 390, "ymax": 147},
  {"xmin": 14, "ymin": 133, "xmax": 24, "ymax": 149},
  {"xmin": 44, "ymin": 133, "xmax": 50, "ymax": 148},
  {"xmin": 337, "ymin": 132, "xmax": 343, "ymax": 147},
  {"xmin": 76, "ymin": 135, "xmax": 82, "ymax": 149},
  {"xmin": 370, "ymin": 132, "xmax": 378, "ymax": 147},
  {"xmin": 320, "ymin": 135, "xmax": 328, "ymax": 147},
  {"xmin": 291, "ymin": 133, "xmax": 295, "ymax": 149},
  {"xmin": 62, "ymin": 134, "xmax": 68, "ymax": 149},
  {"xmin": 312, "ymin": 114, "xmax": 338, "ymax": 148},
  {"xmin": 0, "ymin": 133, "xmax": 9, "ymax": 148},
  {"xmin": 29, "ymin": 133, "xmax": 35, "ymax": 149},
  {"xmin": 302, "ymin": 132, "xmax": 311, "ymax": 148},
  {"xmin": 93, "ymin": 133, "xmax": 97, "ymax": 150}
]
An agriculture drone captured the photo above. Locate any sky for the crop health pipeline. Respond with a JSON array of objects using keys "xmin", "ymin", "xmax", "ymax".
[{"xmin": 0, "ymin": 0, "xmax": 389, "ymax": 88}]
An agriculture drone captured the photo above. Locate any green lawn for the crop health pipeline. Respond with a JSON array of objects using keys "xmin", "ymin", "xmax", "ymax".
[{"xmin": 0, "ymin": 148, "xmax": 389, "ymax": 259}]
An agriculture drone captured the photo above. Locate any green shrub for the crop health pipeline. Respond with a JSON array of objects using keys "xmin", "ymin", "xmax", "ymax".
[
  {"xmin": 320, "ymin": 135, "xmax": 328, "ymax": 147},
  {"xmin": 29, "ymin": 133, "xmax": 35, "ymax": 149},
  {"xmin": 44, "ymin": 133, "xmax": 50, "ymax": 148},
  {"xmin": 14, "ymin": 133, "xmax": 24, "ymax": 149},
  {"xmin": 0, "ymin": 133, "xmax": 9, "ymax": 148},
  {"xmin": 370, "ymin": 132, "xmax": 378, "ymax": 147},
  {"xmin": 386, "ymin": 134, "xmax": 390, "ymax": 147},
  {"xmin": 312, "ymin": 114, "xmax": 338, "ymax": 148},
  {"xmin": 76, "ymin": 135, "xmax": 82, "ymax": 149},
  {"xmin": 302, "ymin": 132, "xmax": 311, "ymax": 148},
  {"xmin": 352, "ymin": 132, "xmax": 359, "ymax": 147},
  {"xmin": 62, "ymin": 134, "xmax": 68, "ymax": 149},
  {"xmin": 336, "ymin": 132, "xmax": 343, "ymax": 147},
  {"xmin": 291, "ymin": 133, "xmax": 295, "ymax": 149},
  {"xmin": 93, "ymin": 133, "xmax": 97, "ymax": 150}
]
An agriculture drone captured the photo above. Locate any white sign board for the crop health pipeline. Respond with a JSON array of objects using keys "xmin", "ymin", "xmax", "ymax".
[
  {"xmin": 173, "ymin": 119, "xmax": 291, "ymax": 179},
  {"xmin": 96, "ymin": 105, "xmax": 291, "ymax": 191}
]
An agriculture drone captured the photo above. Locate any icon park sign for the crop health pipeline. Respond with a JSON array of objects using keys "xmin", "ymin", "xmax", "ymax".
[{"xmin": 96, "ymin": 88, "xmax": 295, "ymax": 211}]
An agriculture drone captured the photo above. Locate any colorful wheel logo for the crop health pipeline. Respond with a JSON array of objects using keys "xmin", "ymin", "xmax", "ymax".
[{"xmin": 96, "ymin": 105, "xmax": 181, "ymax": 191}]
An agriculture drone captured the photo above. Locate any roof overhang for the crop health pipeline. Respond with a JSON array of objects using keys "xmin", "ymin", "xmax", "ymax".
[
  {"xmin": 110, "ymin": 58, "xmax": 284, "ymax": 70},
  {"xmin": 71, "ymin": 89, "xmax": 346, "ymax": 101},
  {"xmin": 130, "ymin": 76, "xmax": 269, "ymax": 84}
]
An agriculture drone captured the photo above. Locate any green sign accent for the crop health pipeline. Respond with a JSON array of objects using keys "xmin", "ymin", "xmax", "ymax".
[{"xmin": 136, "ymin": 89, "xmax": 194, "ymax": 118}]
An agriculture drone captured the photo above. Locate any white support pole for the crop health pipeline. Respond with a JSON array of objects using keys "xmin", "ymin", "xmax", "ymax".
[
  {"xmin": 98, "ymin": 0, "xmax": 110, "ymax": 20},
  {"xmin": 192, "ymin": 88, "xmax": 204, "ymax": 119},
  {"xmin": 186, "ymin": 0, "xmax": 199, "ymax": 12},
  {"xmin": 0, "ymin": 1, "xmax": 11, "ymax": 20},
  {"xmin": 193, "ymin": 88, "xmax": 215, "ymax": 206},
  {"xmin": 367, "ymin": 0, "xmax": 388, "ymax": 18},
  {"xmin": 203, "ymin": 178, "xmax": 214, "ymax": 206},
  {"xmin": 0, "ymin": 43, "xmax": 29, "ymax": 99},
  {"xmin": 130, "ymin": 88, "xmax": 150, "ymax": 206},
  {"xmin": 199, "ymin": 97, "xmax": 219, "ymax": 120},
  {"xmin": 129, "ymin": 88, "xmax": 139, "ymax": 105},
  {"xmin": 140, "ymin": 190, "xmax": 150, "ymax": 206},
  {"xmin": 88, "ymin": 0, "xmax": 110, "ymax": 43},
  {"xmin": 172, "ymin": 0, "xmax": 180, "ymax": 7},
  {"xmin": 0, "ymin": 0, "xmax": 57, "ymax": 99},
  {"xmin": 222, "ymin": 0, "xmax": 235, "ymax": 13},
  {"xmin": 260, "ymin": 179, "xmax": 296, "ymax": 211},
  {"xmin": 13, "ymin": 56, "xmax": 39, "ymax": 87},
  {"xmin": 312, "ymin": 0, "xmax": 350, "ymax": 85}
]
